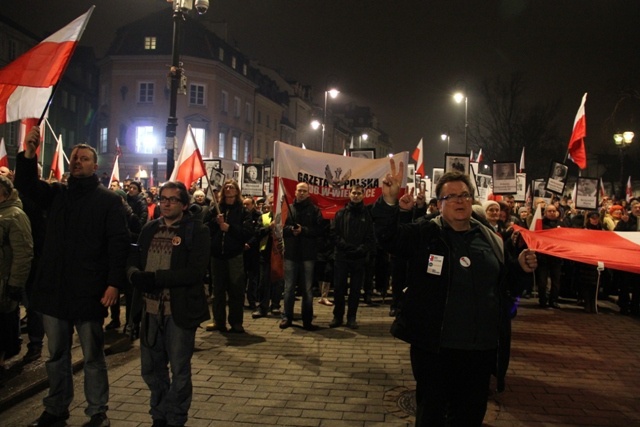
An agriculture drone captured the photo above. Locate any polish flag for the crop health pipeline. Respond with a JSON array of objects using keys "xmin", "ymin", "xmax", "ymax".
[
  {"xmin": 599, "ymin": 178, "xmax": 606, "ymax": 199},
  {"xmin": 519, "ymin": 147, "xmax": 525, "ymax": 172},
  {"xmin": 476, "ymin": 149, "xmax": 484, "ymax": 163},
  {"xmin": 626, "ymin": 176, "xmax": 633, "ymax": 202},
  {"xmin": 169, "ymin": 124, "xmax": 206, "ymax": 186},
  {"xmin": 529, "ymin": 203, "xmax": 543, "ymax": 231},
  {"xmin": 0, "ymin": 137, "xmax": 8, "ymax": 168},
  {"xmin": 0, "ymin": 7, "xmax": 94, "ymax": 124},
  {"xmin": 469, "ymin": 150, "xmax": 475, "ymax": 162},
  {"xmin": 567, "ymin": 93, "xmax": 587, "ymax": 170},
  {"xmin": 50, "ymin": 136, "xmax": 65, "ymax": 181},
  {"xmin": 412, "ymin": 138, "xmax": 425, "ymax": 175},
  {"xmin": 516, "ymin": 225, "xmax": 640, "ymax": 275},
  {"xmin": 115, "ymin": 137, "xmax": 122, "ymax": 157},
  {"xmin": 110, "ymin": 156, "xmax": 120, "ymax": 184}
]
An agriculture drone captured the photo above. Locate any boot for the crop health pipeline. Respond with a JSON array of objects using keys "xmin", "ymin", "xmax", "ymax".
[{"xmin": 318, "ymin": 282, "xmax": 333, "ymax": 306}]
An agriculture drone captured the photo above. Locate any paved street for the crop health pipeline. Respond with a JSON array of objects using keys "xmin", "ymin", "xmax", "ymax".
[{"xmin": 1, "ymin": 296, "xmax": 640, "ymax": 426}]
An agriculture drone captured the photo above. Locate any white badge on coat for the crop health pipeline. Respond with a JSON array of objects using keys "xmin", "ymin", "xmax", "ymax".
[
  {"xmin": 459, "ymin": 256, "xmax": 471, "ymax": 268},
  {"xmin": 427, "ymin": 254, "xmax": 444, "ymax": 276}
]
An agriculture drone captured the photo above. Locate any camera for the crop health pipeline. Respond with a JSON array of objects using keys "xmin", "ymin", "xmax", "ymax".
[{"xmin": 194, "ymin": 0, "xmax": 209, "ymax": 14}]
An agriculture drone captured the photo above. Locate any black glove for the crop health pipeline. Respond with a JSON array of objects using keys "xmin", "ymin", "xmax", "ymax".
[
  {"xmin": 6, "ymin": 286, "xmax": 23, "ymax": 302},
  {"xmin": 130, "ymin": 271, "xmax": 157, "ymax": 293}
]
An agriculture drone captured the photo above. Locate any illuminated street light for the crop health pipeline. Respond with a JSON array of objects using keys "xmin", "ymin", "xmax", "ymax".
[
  {"xmin": 453, "ymin": 92, "xmax": 468, "ymax": 154},
  {"xmin": 310, "ymin": 120, "xmax": 321, "ymax": 130},
  {"xmin": 440, "ymin": 132, "xmax": 450, "ymax": 152},
  {"xmin": 321, "ymin": 88, "xmax": 339, "ymax": 152},
  {"xmin": 613, "ymin": 131, "xmax": 634, "ymax": 191}
]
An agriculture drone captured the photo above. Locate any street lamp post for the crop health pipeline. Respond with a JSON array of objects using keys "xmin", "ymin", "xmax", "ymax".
[
  {"xmin": 321, "ymin": 88, "xmax": 339, "ymax": 153},
  {"xmin": 613, "ymin": 131, "xmax": 634, "ymax": 193},
  {"xmin": 165, "ymin": 0, "xmax": 208, "ymax": 180},
  {"xmin": 440, "ymin": 132, "xmax": 450, "ymax": 152},
  {"xmin": 453, "ymin": 92, "xmax": 468, "ymax": 154}
]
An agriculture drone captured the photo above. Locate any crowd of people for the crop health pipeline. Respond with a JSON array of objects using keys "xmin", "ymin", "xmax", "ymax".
[{"xmin": 2, "ymin": 126, "xmax": 639, "ymax": 426}]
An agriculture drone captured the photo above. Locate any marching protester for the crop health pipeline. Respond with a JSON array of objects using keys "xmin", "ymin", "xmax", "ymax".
[
  {"xmin": 371, "ymin": 162, "xmax": 536, "ymax": 426},
  {"xmin": 17, "ymin": 126, "xmax": 130, "ymax": 427},
  {"xmin": 127, "ymin": 181, "xmax": 210, "ymax": 427}
]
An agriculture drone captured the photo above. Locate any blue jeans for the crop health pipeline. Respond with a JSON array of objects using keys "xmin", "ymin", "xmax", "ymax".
[
  {"xmin": 333, "ymin": 259, "xmax": 365, "ymax": 321},
  {"xmin": 283, "ymin": 259, "xmax": 315, "ymax": 324},
  {"xmin": 141, "ymin": 313, "xmax": 196, "ymax": 426},
  {"xmin": 42, "ymin": 314, "xmax": 108, "ymax": 417}
]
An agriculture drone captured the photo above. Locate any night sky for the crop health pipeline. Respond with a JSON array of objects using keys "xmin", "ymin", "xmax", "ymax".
[{"xmin": 4, "ymin": 0, "xmax": 640, "ymax": 176}]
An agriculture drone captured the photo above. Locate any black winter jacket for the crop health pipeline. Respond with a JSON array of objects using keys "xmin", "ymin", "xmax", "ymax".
[
  {"xmin": 209, "ymin": 201, "xmax": 253, "ymax": 259},
  {"xmin": 283, "ymin": 197, "xmax": 323, "ymax": 261},
  {"xmin": 332, "ymin": 201, "xmax": 376, "ymax": 262}
]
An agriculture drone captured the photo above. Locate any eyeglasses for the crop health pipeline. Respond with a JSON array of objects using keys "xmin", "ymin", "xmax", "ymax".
[
  {"xmin": 438, "ymin": 193, "xmax": 472, "ymax": 203},
  {"xmin": 159, "ymin": 196, "xmax": 182, "ymax": 204}
]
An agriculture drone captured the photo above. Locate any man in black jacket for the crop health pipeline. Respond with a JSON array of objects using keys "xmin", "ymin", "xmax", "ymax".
[
  {"xmin": 17, "ymin": 127, "xmax": 129, "ymax": 427},
  {"xmin": 614, "ymin": 201, "xmax": 640, "ymax": 314},
  {"xmin": 329, "ymin": 185, "xmax": 376, "ymax": 329},
  {"xmin": 280, "ymin": 182, "xmax": 323, "ymax": 330},
  {"xmin": 128, "ymin": 181, "xmax": 210, "ymax": 427},
  {"xmin": 371, "ymin": 161, "xmax": 536, "ymax": 427}
]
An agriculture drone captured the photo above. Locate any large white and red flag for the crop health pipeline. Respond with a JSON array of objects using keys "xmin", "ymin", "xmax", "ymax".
[
  {"xmin": 515, "ymin": 225, "xmax": 640, "ymax": 274},
  {"xmin": 567, "ymin": 93, "xmax": 587, "ymax": 170},
  {"xmin": 626, "ymin": 176, "xmax": 633, "ymax": 202},
  {"xmin": 169, "ymin": 124, "xmax": 206, "ymax": 186},
  {"xmin": 411, "ymin": 138, "xmax": 424, "ymax": 175},
  {"xmin": 50, "ymin": 136, "xmax": 65, "ymax": 181},
  {"xmin": 273, "ymin": 141, "xmax": 409, "ymax": 220},
  {"xmin": 0, "ymin": 137, "xmax": 8, "ymax": 168},
  {"xmin": 0, "ymin": 7, "xmax": 94, "ymax": 124}
]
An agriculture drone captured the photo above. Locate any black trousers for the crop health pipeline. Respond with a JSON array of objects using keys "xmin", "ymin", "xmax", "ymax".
[{"xmin": 410, "ymin": 346, "xmax": 495, "ymax": 427}]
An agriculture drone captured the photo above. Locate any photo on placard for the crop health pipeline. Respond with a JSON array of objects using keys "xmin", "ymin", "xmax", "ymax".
[
  {"xmin": 209, "ymin": 169, "xmax": 225, "ymax": 191},
  {"xmin": 476, "ymin": 173, "xmax": 491, "ymax": 202},
  {"xmin": 532, "ymin": 178, "xmax": 553, "ymax": 201},
  {"xmin": 432, "ymin": 168, "xmax": 444, "ymax": 196},
  {"xmin": 241, "ymin": 164, "xmax": 263, "ymax": 196},
  {"xmin": 515, "ymin": 173, "xmax": 527, "ymax": 202},
  {"xmin": 263, "ymin": 166, "xmax": 272, "ymax": 192},
  {"xmin": 444, "ymin": 153, "xmax": 470, "ymax": 174},
  {"xmin": 545, "ymin": 161, "xmax": 568, "ymax": 194},
  {"xmin": 349, "ymin": 148, "xmax": 376, "ymax": 159},
  {"xmin": 492, "ymin": 162, "xmax": 517, "ymax": 194},
  {"xmin": 575, "ymin": 176, "xmax": 600, "ymax": 210}
]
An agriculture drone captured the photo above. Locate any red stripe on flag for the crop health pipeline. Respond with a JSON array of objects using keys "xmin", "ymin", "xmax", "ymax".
[{"xmin": 0, "ymin": 42, "xmax": 77, "ymax": 88}]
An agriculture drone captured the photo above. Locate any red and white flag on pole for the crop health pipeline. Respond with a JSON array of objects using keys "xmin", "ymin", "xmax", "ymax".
[
  {"xmin": 110, "ymin": 156, "xmax": 120, "ymax": 184},
  {"xmin": 50, "ymin": 136, "xmax": 65, "ymax": 181},
  {"xmin": 469, "ymin": 150, "xmax": 475, "ymax": 162},
  {"xmin": 519, "ymin": 147, "xmax": 525, "ymax": 172},
  {"xmin": 567, "ymin": 93, "xmax": 587, "ymax": 170},
  {"xmin": 411, "ymin": 138, "xmax": 424, "ymax": 175},
  {"xmin": 19, "ymin": 118, "xmax": 44, "ymax": 156},
  {"xmin": 169, "ymin": 124, "xmax": 206, "ymax": 186},
  {"xmin": 0, "ymin": 137, "xmax": 8, "ymax": 168},
  {"xmin": 626, "ymin": 176, "xmax": 633, "ymax": 202},
  {"xmin": 115, "ymin": 137, "xmax": 122, "ymax": 157},
  {"xmin": 529, "ymin": 203, "xmax": 543, "ymax": 231},
  {"xmin": 599, "ymin": 178, "xmax": 606, "ymax": 199},
  {"xmin": 0, "ymin": 7, "xmax": 94, "ymax": 124},
  {"xmin": 476, "ymin": 148, "xmax": 484, "ymax": 163}
]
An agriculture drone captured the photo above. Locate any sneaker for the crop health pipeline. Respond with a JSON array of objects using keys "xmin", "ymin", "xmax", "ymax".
[
  {"xmin": 279, "ymin": 319, "xmax": 292, "ymax": 329},
  {"xmin": 329, "ymin": 317, "xmax": 343, "ymax": 328},
  {"xmin": 205, "ymin": 323, "xmax": 227, "ymax": 332},
  {"xmin": 270, "ymin": 308, "xmax": 281, "ymax": 316},
  {"xmin": 104, "ymin": 320, "xmax": 120, "ymax": 330},
  {"xmin": 251, "ymin": 310, "xmax": 266, "ymax": 319},
  {"xmin": 22, "ymin": 346, "xmax": 42, "ymax": 364},
  {"xmin": 346, "ymin": 319, "xmax": 359, "ymax": 329},
  {"xmin": 29, "ymin": 410, "xmax": 69, "ymax": 427},
  {"xmin": 82, "ymin": 413, "xmax": 110, "ymax": 427}
]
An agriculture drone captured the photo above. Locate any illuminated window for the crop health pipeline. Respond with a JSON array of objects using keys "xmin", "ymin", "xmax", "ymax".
[
  {"xmin": 135, "ymin": 126, "xmax": 155, "ymax": 154},
  {"xmin": 218, "ymin": 47, "xmax": 224, "ymax": 61},
  {"xmin": 231, "ymin": 56, "xmax": 237, "ymax": 69},
  {"xmin": 191, "ymin": 127, "xmax": 205, "ymax": 154},
  {"xmin": 232, "ymin": 136, "xmax": 239, "ymax": 160},
  {"xmin": 244, "ymin": 139, "xmax": 249, "ymax": 163},
  {"xmin": 218, "ymin": 132, "xmax": 225, "ymax": 157},
  {"xmin": 144, "ymin": 37, "xmax": 157, "ymax": 50},
  {"xmin": 221, "ymin": 90, "xmax": 228, "ymax": 112},
  {"xmin": 99, "ymin": 127, "xmax": 108, "ymax": 154}
]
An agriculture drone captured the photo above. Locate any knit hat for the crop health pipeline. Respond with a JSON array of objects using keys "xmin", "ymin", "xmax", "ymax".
[
  {"xmin": 518, "ymin": 207, "xmax": 528, "ymax": 214},
  {"xmin": 483, "ymin": 200, "xmax": 500, "ymax": 212}
]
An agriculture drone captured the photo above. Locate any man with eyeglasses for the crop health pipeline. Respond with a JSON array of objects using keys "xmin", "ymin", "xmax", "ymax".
[
  {"xmin": 127, "ymin": 181, "xmax": 211, "ymax": 427},
  {"xmin": 329, "ymin": 185, "xmax": 376, "ymax": 329},
  {"xmin": 371, "ymin": 163, "xmax": 537, "ymax": 427}
]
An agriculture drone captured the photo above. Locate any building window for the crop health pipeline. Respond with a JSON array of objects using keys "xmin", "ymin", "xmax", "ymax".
[
  {"xmin": 99, "ymin": 127, "xmax": 108, "ymax": 154},
  {"xmin": 61, "ymin": 90, "xmax": 68, "ymax": 109},
  {"xmin": 266, "ymin": 114, "xmax": 270, "ymax": 129},
  {"xmin": 257, "ymin": 111, "xmax": 261, "ymax": 125},
  {"xmin": 245, "ymin": 102, "xmax": 252, "ymax": 122},
  {"xmin": 100, "ymin": 83, "xmax": 109, "ymax": 106},
  {"xmin": 144, "ymin": 36, "xmax": 157, "ymax": 50},
  {"xmin": 244, "ymin": 139, "xmax": 249, "ymax": 163},
  {"xmin": 138, "ymin": 82, "xmax": 155, "ymax": 103},
  {"xmin": 274, "ymin": 118, "xmax": 278, "ymax": 129},
  {"xmin": 234, "ymin": 97, "xmax": 241, "ymax": 118},
  {"xmin": 191, "ymin": 127, "xmax": 206, "ymax": 154},
  {"xmin": 69, "ymin": 94, "xmax": 77, "ymax": 112},
  {"xmin": 218, "ymin": 47, "xmax": 224, "ymax": 61},
  {"xmin": 231, "ymin": 56, "xmax": 237, "ymax": 69},
  {"xmin": 189, "ymin": 84, "xmax": 206, "ymax": 106},
  {"xmin": 218, "ymin": 132, "xmax": 225, "ymax": 158},
  {"xmin": 231, "ymin": 136, "xmax": 239, "ymax": 161},
  {"xmin": 135, "ymin": 126, "xmax": 156, "ymax": 153},
  {"xmin": 242, "ymin": 64, "xmax": 248, "ymax": 76},
  {"xmin": 257, "ymin": 138, "xmax": 261, "ymax": 159},
  {"xmin": 220, "ymin": 90, "xmax": 228, "ymax": 113}
]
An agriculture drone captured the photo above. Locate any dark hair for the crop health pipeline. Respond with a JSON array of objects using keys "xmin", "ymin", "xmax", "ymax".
[
  {"xmin": 160, "ymin": 181, "xmax": 190, "ymax": 205},
  {"xmin": 0, "ymin": 175, "xmax": 13, "ymax": 197},
  {"xmin": 434, "ymin": 171, "xmax": 475, "ymax": 199},
  {"xmin": 129, "ymin": 181, "xmax": 142, "ymax": 192}
]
